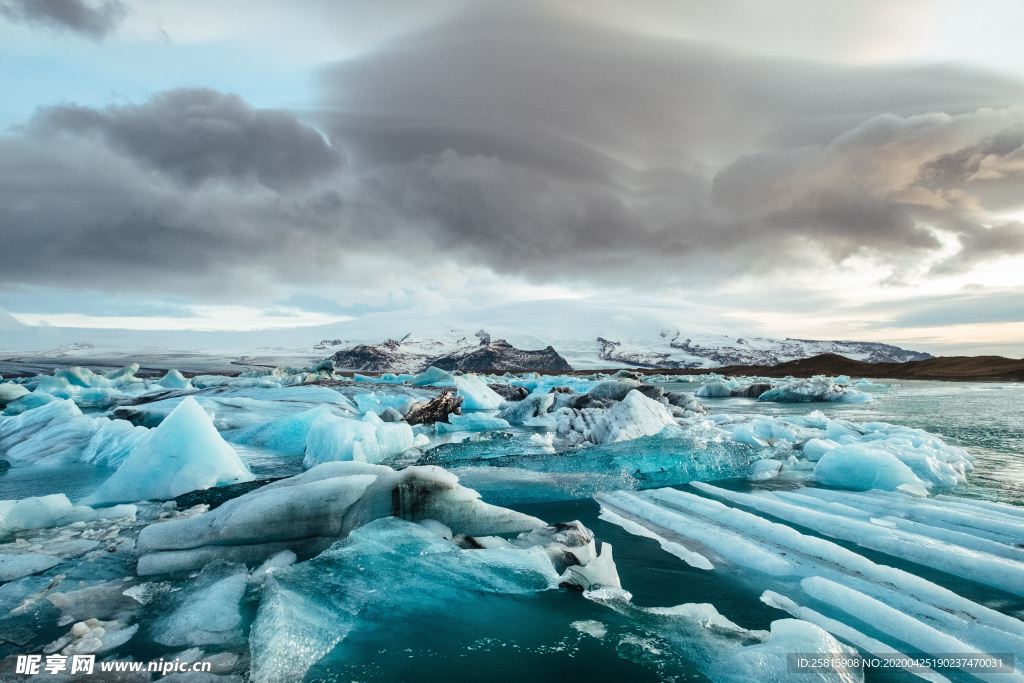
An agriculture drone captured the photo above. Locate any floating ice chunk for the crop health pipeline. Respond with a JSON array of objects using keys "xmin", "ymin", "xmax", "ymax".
[
  {"xmin": 695, "ymin": 381, "xmax": 734, "ymax": 397},
  {"xmin": 853, "ymin": 378, "xmax": 873, "ymax": 386},
  {"xmin": 302, "ymin": 412, "xmax": 414, "ymax": 467},
  {"xmin": 727, "ymin": 619, "xmax": 859, "ymax": 683},
  {"xmin": 410, "ymin": 366, "xmax": 454, "ymax": 386},
  {"xmin": 559, "ymin": 542, "xmax": 621, "ymax": 591},
  {"xmin": 0, "ymin": 553, "xmax": 61, "ymax": 581},
  {"xmin": 802, "ymin": 438, "xmax": 839, "ymax": 461},
  {"xmin": 750, "ymin": 459, "xmax": 783, "ymax": 480},
  {"xmin": 103, "ymin": 363, "xmax": 140, "ymax": 381},
  {"xmin": 454, "ymin": 374, "xmax": 505, "ymax": 410},
  {"xmin": 435, "ymin": 412, "xmax": 510, "ymax": 434},
  {"xmin": 588, "ymin": 390, "xmax": 676, "ymax": 445},
  {"xmin": 814, "ymin": 445, "xmax": 926, "ymax": 491},
  {"xmin": 0, "ymin": 382, "xmax": 29, "ymax": 405},
  {"xmin": 341, "ymin": 465, "xmax": 545, "ymax": 538},
  {"xmin": 586, "ymin": 379, "xmax": 640, "ymax": 401},
  {"xmin": 0, "ymin": 398, "xmax": 149, "ymax": 468},
  {"xmin": 138, "ymin": 471, "xmax": 378, "ymax": 553},
  {"xmin": 156, "ymin": 564, "xmax": 248, "ymax": 647},
  {"xmin": 694, "ymin": 483, "xmax": 1024, "ymax": 597},
  {"xmin": 82, "ymin": 397, "xmax": 253, "ymax": 505},
  {"xmin": 249, "ymin": 517, "xmax": 558, "ymax": 683},
  {"xmin": 801, "ymin": 577, "xmax": 988, "ymax": 673},
  {"xmin": 158, "ymin": 369, "xmax": 193, "ymax": 390},
  {"xmin": 571, "ymin": 620, "xmax": 606, "ymax": 639},
  {"xmin": 597, "ymin": 506, "xmax": 713, "ymax": 569},
  {"xmin": 45, "ymin": 617, "xmax": 138, "ymax": 656},
  {"xmin": 353, "ymin": 393, "xmax": 416, "ymax": 416},
  {"xmin": 417, "ymin": 518, "xmax": 453, "ymax": 539},
  {"xmin": 759, "ymin": 377, "xmax": 869, "ymax": 403},
  {"xmin": 79, "ymin": 419, "xmax": 151, "ymax": 468},
  {"xmin": 0, "ymin": 494, "xmax": 135, "ymax": 537},
  {"xmin": 138, "ymin": 463, "xmax": 542, "ymax": 574},
  {"xmin": 497, "ymin": 393, "xmax": 554, "ymax": 425},
  {"xmin": 227, "ymin": 405, "xmax": 332, "ymax": 456},
  {"xmin": 138, "ymin": 537, "xmax": 333, "ymax": 577},
  {"xmin": 762, "ymin": 591, "xmax": 951, "ymax": 683},
  {"xmin": 598, "ymin": 486, "xmax": 1024, "ymax": 659},
  {"xmin": 1, "ymin": 390, "xmax": 59, "ymax": 415},
  {"xmin": 834, "ymin": 375, "xmax": 851, "ymax": 385}
]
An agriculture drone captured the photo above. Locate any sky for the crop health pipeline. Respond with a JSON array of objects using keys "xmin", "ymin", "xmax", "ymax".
[{"xmin": 1, "ymin": 0, "xmax": 1023, "ymax": 355}]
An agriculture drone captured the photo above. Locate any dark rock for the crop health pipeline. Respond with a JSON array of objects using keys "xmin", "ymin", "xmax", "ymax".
[
  {"xmin": 572, "ymin": 394, "xmax": 614, "ymax": 410},
  {"xmin": 635, "ymin": 385, "xmax": 665, "ymax": 400},
  {"xmin": 613, "ymin": 369, "xmax": 644, "ymax": 381},
  {"xmin": 430, "ymin": 339, "xmax": 571, "ymax": 373},
  {"xmin": 404, "ymin": 392, "xmax": 464, "ymax": 426},
  {"xmin": 489, "ymin": 384, "xmax": 530, "ymax": 401},
  {"xmin": 586, "ymin": 379, "xmax": 640, "ymax": 401},
  {"xmin": 173, "ymin": 478, "xmax": 284, "ymax": 511},
  {"xmin": 548, "ymin": 386, "xmax": 578, "ymax": 395},
  {"xmin": 732, "ymin": 383, "xmax": 773, "ymax": 398}
]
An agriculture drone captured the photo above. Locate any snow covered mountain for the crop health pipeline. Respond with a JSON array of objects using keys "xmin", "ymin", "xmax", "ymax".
[
  {"xmin": 1, "ymin": 300, "xmax": 931, "ymax": 372},
  {"xmin": 595, "ymin": 332, "xmax": 932, "ymax": 369},
  {"xmin": 318, "ymin": 327, "xmax": 930, "ymax": 372}
]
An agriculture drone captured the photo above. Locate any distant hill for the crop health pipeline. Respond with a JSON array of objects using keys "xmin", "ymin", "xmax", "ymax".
[{"xmin": 648, "ymin": 353, "xmax": 1024, "ymax": 382}]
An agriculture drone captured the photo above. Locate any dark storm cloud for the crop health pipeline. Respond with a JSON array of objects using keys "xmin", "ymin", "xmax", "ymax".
[
  {"xmin": 32, "ymin": 89, "xmax": 343, "ymax": 191},
  {"xmin": 2, "ymin": 2, "xmax": 1024, "ymax": 298},
  {"xmin": 314, "ymin": 4, "xmax": 1024, "ymax": 278},
  {"xmin": 0, "ymin": 0, "xmax": 125, "ymax": 39},
  {"xmin": 0, "ymin": 91, "xmax": 347, "ymax": 297}
]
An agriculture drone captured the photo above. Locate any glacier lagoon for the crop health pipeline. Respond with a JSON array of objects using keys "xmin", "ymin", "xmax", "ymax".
[{"xmin": 0, "ymin": 364, "xmax": 1021, "ymax": 682}]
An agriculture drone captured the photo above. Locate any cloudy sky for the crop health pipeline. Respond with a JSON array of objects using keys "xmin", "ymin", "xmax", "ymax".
[{"xmin": 1, "ymin": 0, "xmax": 1023, "ymax": 354}]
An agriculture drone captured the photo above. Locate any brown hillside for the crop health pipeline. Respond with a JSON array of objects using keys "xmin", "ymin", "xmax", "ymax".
[{"xmin": 646, "ymin": 353, "xmax": 1024, "ymax": 382}]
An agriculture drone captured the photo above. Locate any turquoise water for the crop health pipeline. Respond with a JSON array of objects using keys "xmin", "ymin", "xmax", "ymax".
[
  {"xmin": 301, "ymin": 380, "xmax": 1024, "ymax": 682},
  {"xmin": 675, "ymin": 379, "xmax": 1024, "ymax": 505}
]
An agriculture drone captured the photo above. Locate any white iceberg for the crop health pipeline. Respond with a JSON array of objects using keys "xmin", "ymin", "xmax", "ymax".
[
  {"xmin": 454, "ymin": 373, "xmax": 505, "ymax": 410},
  {"xmin": 82, "ymin": 396, "xmax": 254, "ymax": 505},
  {"xmin": 303, "ymin": 411, "xmax": 414, "ymax": 467}
]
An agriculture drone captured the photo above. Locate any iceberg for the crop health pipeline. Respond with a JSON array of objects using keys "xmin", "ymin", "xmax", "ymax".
[
  {"xmin": 454, "ymin": 373, "xmax": 505, "ymax": 410},
  {"xmin": 82, "ymin": 397, "xmax": 254, "ymax": 505},
  {"xmin": 137, "ymin": 463, "xmax": 544, "ymax": 574},
  {"xmin": 158, "ymin": 369, "xmax": 193, "ymax": 390},
  {"xmin": 226, "ymin": 405, "xmax": 333, "ymax": 456},
  {"xmin": 0, "ymin": 398, "xmax": 149, "ymax": 468},
  {"xmin": 759, "ymin": 377, "xmax": 869, "ymax": 403},
  {"xmin": 587, "ymin": 390, "xmax": 676, "ymax": 444},
  {"xmin": 154, "ymin": 562, "xmax": 248, "ymax": 647},
  {"xmin": 0, "ymin": 382, "xmax": 29, "ymax": 405},
  {"xmin": 813, "ymin": 445, "xmax": 926, "ymax": 491},
  {"xmin": 0, "ymin": 494, "xmax": 135, "ymax": 538},
  {"xmin": 302, "ymin": 411, "xmax": 414, "ymax": 467}
]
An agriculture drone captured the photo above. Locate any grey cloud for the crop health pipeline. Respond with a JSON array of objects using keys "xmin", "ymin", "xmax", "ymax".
[
  {"xmin": 2, "ymin": 3, "xmax": 1024, "ymax": 301},
  {"xmin": 313, "ymin": 4, "xmax": 1024, "ymax": 279},
  {"xmin": 32, "ymin": 89, "xmax": 343, "ymax": 191},
  {"xmin": 0, "ymin": 0, "xmax": 125, "ymax": 38}
]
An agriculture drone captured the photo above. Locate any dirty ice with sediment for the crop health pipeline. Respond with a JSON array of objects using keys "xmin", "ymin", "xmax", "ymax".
[{"xmin": 0, "ymin": 349, "xmax": 1021, "ymax": 682}]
